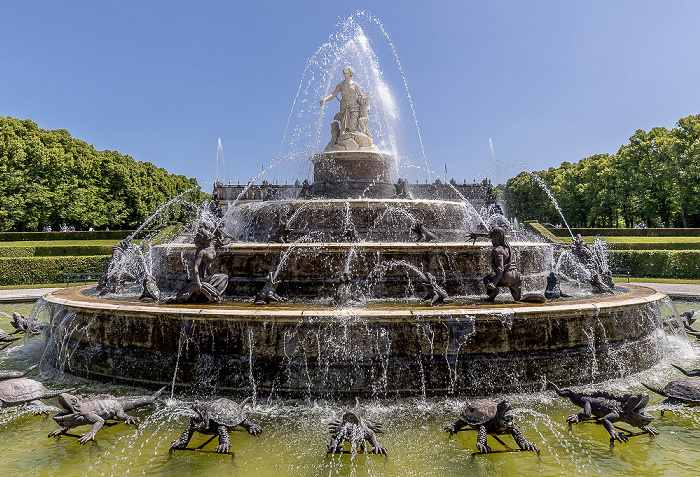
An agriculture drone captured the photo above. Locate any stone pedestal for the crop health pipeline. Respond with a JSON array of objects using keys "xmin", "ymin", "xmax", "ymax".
[{"xmin": 311, "ymin": 151, "xmax": 395, "ymax": 198}]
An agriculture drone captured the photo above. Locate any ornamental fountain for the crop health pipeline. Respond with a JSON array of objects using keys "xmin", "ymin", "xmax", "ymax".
[{"xmin": 40, "ymin": 59, "xmax": 668, "ymax": 397}]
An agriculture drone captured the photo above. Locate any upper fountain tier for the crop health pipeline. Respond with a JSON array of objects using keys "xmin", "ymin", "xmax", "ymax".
[
  {"xmin": 310, "ymin": 150, "xmax": 395, "ymax": 199},
  {"xmin": 312, "ymin": 65, "xmax": 397, "ymax": 199}
]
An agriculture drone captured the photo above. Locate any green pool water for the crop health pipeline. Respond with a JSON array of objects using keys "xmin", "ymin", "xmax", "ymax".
[{"xmin": 0, "ymin": 302, "xmax": 699, "ymax": 476}]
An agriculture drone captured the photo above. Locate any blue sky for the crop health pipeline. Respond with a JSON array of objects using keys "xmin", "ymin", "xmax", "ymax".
[{"xmin": 2, "ymin": 1, "xmax": 700, "ymax": 191}]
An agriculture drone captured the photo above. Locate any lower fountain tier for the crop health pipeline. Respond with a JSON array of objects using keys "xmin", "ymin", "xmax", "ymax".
[
  {"xmin": 43, "ymin": 285, "xmax": 667, "ymax": 396},
  {"xmin": 228, "ymin": 198, "xmax": 484, "ymax": 243},
  {"xmin": 153, "ymin": 242, "xmax": 553, "ymax": 298}
]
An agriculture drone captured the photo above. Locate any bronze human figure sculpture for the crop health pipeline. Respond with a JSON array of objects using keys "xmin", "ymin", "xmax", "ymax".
[
  {"xmin": 483, "ymin": 226, "xmax": 522, "ymax": 301},
  {"xmin": 175, "ymin": 226, "xmax": 229, "ymax": 303},
  {"xmin": 570, "ymin": 234, "xmax": 614, "ymax": 292},
  {"xmin": 96, "ymin": 238, "xmax": 135, "ymax": 295}
]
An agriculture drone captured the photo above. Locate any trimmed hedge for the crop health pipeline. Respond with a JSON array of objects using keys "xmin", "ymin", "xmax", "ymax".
[
  {"xmin": 608, "ymin": 242, "xmax": 700, "ymax": 251},
  {"xmin": 0, "ymin": 245, "xmax": 113, "ymax": 258},
  {"xmin": 524, "ymin": 221, "xmax": 560, "ymax": 242},
  {"xmin": 547, "ymin": 227, "xmax": 700, "ymax": 237},
  {"xmin": 0, "ymin": 256, "xmax": 110, "ymax": 286},
  {"xmin": 609, "ymin": 250, "xmax": 700, "ymax": 279},
  {"xmin": 0, "ymin": 231, "xmax": 134, "ymax": 242}
]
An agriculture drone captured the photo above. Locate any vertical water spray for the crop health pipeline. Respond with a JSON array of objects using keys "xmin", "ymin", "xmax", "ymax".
[
  {"xmin": 530, "ymin": 172, "xmax": 574, "ymax": 239},
  {"xmin": 216, "ymin": 138, "xmax": 226, "ymax": 182}
]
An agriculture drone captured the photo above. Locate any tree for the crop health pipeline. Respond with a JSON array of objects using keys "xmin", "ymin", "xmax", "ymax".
[{"xmin": 0, "ymin": 115, "xmax": 201, "ymax": 231}]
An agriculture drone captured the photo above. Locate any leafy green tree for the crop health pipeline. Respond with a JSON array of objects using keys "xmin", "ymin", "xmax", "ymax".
[{"xmin": 0, "ymin": 115, "xmax": 200, "ymax": 231}]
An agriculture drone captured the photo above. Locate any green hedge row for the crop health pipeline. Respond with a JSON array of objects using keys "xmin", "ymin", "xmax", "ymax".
[
  {"xmin": 524, "ymin": 221, "xmax": 560, "ymax": 242},
  {"xmin": 0, "ymin": 231, "xmax": 134, "ymax": 242},
  {"xmin": 0, "ymin": 245, "xmax": 113, "ymax": 258},
  {"xmin": 609, "ymin": 250, "xmax": 700, "ymax": 279},
  {"xmin": 608, "ymin": 242, "xmax": 700, "ymax": 251},
  {"xmin": 0, "ymin": 256, "xmax": 110, "ymax": 286},
  {"xmin": 547, "ymin": 227, "xmax": 700, "ymax": 237}
]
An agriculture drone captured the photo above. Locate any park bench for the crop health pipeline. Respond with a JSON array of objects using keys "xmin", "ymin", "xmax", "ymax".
[
  {"xmin": 610, "ymin": 268, "xmax": 631, "ymax": 283},
  {"xmin": 64, "ymin": 272, "xmax": 103, "ymax": 287}
]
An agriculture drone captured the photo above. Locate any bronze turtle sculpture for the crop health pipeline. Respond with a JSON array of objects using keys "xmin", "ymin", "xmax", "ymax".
[
  {"xmin": 643, "ymin": 367, "xmax": 700, "ymax": 413},
  {"xmin": 0, "ymin": 378, "xmax": 72, "ymax": 412},
  {"xmin": 445, "ymin": 399, "xmax": 538, "ymax": 454},
  {"xmin": 171, "ymin": 397, "xmax": 261, "ymax": 454}
]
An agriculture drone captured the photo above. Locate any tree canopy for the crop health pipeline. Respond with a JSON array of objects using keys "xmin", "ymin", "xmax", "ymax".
[
  {"xmin": 0, "ymin": 115, "xmax": 200, "ymax": 231},
  {"xmin": 498, "ymin": 114, "xmax": 700, "ymax": 228}
]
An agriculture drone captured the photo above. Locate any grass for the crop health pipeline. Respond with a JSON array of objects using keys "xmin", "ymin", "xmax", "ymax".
[
  {"xmin": 0, "ymin": 282, "xmax": 100, "ymax": 290},
  {"xmin": 626, "ymin": 277, "xmax": 700, "ymax": 284}
]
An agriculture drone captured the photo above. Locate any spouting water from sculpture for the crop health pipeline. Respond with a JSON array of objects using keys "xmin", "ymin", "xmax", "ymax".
[{"xmin": 41, "ymin": 18, "xmax": 670, "ymax": 398}]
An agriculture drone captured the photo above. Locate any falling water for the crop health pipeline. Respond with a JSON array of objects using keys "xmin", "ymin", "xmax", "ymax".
[{"xmin": 530, "ymin": 172, "xmax": 574, "ymax": 239}]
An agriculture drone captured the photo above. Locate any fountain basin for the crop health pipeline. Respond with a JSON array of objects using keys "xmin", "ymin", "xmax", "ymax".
[{"xmin": 44, "ymin": 284, "xmax": 667, "ymax": 396}]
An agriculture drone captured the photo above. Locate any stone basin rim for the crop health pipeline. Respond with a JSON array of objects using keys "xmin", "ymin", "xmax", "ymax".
[{"xmin": 42, "ymin": 284, "xmax": 666, "ymax": 320}]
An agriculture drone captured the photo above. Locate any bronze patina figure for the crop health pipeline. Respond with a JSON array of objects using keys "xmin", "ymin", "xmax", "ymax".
[
  {"xmin": 0, "ymin": 329, "xmax": 20, "ymax": 343},
  {"xmin": 49, "ymin": 387, "xmax": 165, "ymax": 443},
  {"xmin": 139, "ymin": 273, "xmax": 160, "ymax": 302},
  {"xmin": 96, "ymin": 238, "xmax": 135, "ymax": 295},
  {"xmin": 393, "ymin": 178, "xmax": 411, "ymax": 199},
  {"xmin": 544, "ymin": 272, "xmax": 569, "ymax": 300},
  {"xmin": 642, "ymin": 366, "xmax": 700, "ymax": 413},
  {"xmin": 570, "ymin": 234, "xmax": 614, "ymax": 293},
  {"xmin": 0, "ymin": 378, "xmax": 72, "ymax": 413},
  {"xmin": 268, "ymin": 220, "xmax": 292, "ymax": 243},
  {"xmin": 9, "ymin": 312, "xmax": 48, "ymax": 335},
  {"xmin": 549, "ymin": 381, "xmax": 657, "ymax": 442},
  {"xmin": 327, "ymin": 398, "xmax": 386, "ymax": 455},
  {"xmin": 333, "ymin": 272, "xmax": 354, "ymax": 306},
  {"xmin": 483, "ymin": 226, "xmax": 522, "ymax": 301},
  {"xmin": 445, "ymin": 399, "xmax": 538, "ymax": 454},
  {"xmin": 175, "ymin": 225, "xmax": 229, "ymax": 303},
  {"xmin": 0, "ymin": 364, "xmax": 37, "ymax": 380},
  {"xmin": 254, "ymin": 272, "xmax": 284, "ymax": 305},
  {"xmin": 171, "ymin": 397, "xmax": 261, "ymax": 454},
  {"xmin": 421, "ymin": 272, "xmax": 453, "ymax": 305},
  {"xmin": 411, "ymin": 221, "xmax": 438, "ymax": 242}
]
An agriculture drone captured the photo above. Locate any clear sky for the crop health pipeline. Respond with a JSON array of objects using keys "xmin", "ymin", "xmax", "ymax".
[{"xmin": 2, "ymin": 0, "xmax": 700, "ymax": 191}]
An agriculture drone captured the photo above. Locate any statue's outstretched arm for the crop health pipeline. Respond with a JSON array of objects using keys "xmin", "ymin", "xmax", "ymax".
[{"xmin": 320, "ymin": 83, "xmax": 342, "ymax": 105}]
